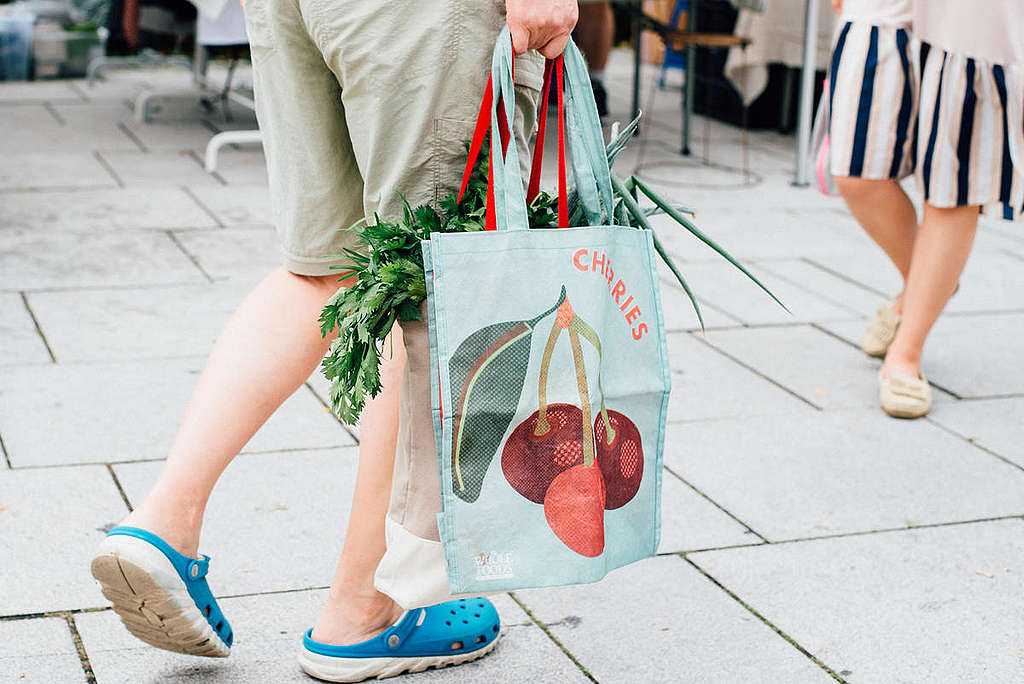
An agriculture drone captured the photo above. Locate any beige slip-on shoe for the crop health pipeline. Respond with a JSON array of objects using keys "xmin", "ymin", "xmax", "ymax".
[
  {"xmin": 879, "ymin": 371, "xmax": 932, "ymax": 418},
  {"xmin": 862, "ymin": 304, "xmax": 901, "ymax": 357}
]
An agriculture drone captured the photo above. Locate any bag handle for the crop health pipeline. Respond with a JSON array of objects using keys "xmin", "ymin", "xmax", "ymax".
[
  {"xmin": 526, "ymin": 57, "xmax": 569, "ymax": 228},
  {"xmin": 456, "ymin": 28, "xmax": 614, "ymax": 232}
]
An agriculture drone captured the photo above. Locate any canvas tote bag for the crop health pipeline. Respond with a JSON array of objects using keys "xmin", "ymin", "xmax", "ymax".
[{"xmin": 419, "ymin": 29, "xmax": 671, "ymax": 597}]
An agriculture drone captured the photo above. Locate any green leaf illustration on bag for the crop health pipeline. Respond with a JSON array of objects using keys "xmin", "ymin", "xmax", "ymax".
[{"xmin": 449, "ymin": 286, "xmax": 568, "ymax": 502}]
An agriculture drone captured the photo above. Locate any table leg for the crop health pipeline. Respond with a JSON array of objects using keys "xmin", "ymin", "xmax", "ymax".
[
  {"xmin": 631, "ymin": 0, "xmax": 642, "ymax": 122},
  {"xmin": 682, "ymin": 0, "xmax": 697, "ymax": 155}
]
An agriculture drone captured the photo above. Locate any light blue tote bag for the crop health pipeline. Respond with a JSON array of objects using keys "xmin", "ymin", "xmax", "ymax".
[{"xmin": 423, "ymin": 29, "xmax": 671, "ymax": 594}]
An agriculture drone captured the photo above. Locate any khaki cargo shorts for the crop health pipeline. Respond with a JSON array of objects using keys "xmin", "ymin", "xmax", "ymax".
[{"xmin": 243, "ymin": 0, "xmax": 544, "ymax": 275}]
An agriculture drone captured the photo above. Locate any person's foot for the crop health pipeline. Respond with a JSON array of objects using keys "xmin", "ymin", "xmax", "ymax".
[
  {"xmin": 299, "ymin": 598, "xmax": 501, "ymax": 682},
  {"xmin": 879, "ymin": 351, "xmax": 931, "ymax": 418},
  {"xmin": 120, "ymin": 497, "xmax": 202, "ymax": 559},
  {"xmin": 311, "ymin": 589, "xmax": 405, "ymax": 647},
  {"xmin": 861, "ymin": 302, "xmax": 901, "ymax": 357}
]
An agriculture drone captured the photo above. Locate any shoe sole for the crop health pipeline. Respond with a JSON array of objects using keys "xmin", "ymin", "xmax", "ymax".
[
  {"xmin": 297, "ymin": 632, "xmax": 500, "ymax": 683},
  {"xmin": 91, "ymin": 535, "xmax": 230, "ymax": 658}
]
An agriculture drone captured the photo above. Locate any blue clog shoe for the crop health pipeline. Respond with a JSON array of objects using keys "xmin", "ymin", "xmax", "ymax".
[
  {"xmin": 90, "ymin": 526, "xmax": 233, "ymax": 657},
  {"xmin": 298, "ymin": 598, "xmax": 501, "ymax": 682}
]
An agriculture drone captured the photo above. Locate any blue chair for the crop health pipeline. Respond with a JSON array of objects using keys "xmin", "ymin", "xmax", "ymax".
[{"xmin": 658, "ymin": 0, "xmax": 688, "ymax": 90}]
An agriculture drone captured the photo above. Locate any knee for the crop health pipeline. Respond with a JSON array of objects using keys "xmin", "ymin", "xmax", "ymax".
[{"xmin": 834, "ymin": 175, "xmax": 883, "ymax": 203}]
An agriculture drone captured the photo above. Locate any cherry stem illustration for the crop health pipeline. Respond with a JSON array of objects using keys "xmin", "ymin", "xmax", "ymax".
[
  {"xmin": 569, "ymin": 325, "xmax": 596, "ymax": 468},
  {"xmin": 535, "ymin": 320, "xmax": 562, "ymax": 436}
]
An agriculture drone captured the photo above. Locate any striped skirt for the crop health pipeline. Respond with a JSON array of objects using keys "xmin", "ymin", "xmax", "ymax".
[
  {"xmin": 828, "ymin": 21, "xmax": 918, "ymax": 181},
  {"xmin": 917, "ymin": 41, "xmax": 1024, "ymax": 220}
]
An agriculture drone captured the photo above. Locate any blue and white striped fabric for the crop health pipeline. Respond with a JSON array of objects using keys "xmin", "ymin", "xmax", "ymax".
[
  {"xmin": 917, "ymin": 41, "xmax": 1024, "ymax": 221},
  {"xmin": 828, "ymin": 20, "xmax": 918, "ymax": 181}
]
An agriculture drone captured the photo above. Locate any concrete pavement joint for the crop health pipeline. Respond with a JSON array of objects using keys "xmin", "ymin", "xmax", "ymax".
[
  {"xmin": 742, "ymin": 513, "xmax": 1024, "ymax": 548},
  {"xmin": 92, "ymin": 151, "xmax": 125, "ymax": 188},
  {"xmin": 681, "ymin": 555, "xmax": 849, "ymax": 683},
  {"xmin": 180, "ymin": 185, "xmax": 226, "ymax": 227},
  {"xmin": 105, "ymin": 463, "xmax": 134, "ymax": 512},
  {"xmin": 43, "ymin": 101, "xmax": 66, "ymax": 125},
  {"xmin": 304, "ymin": 381, "xmax": 361, "ymax": 445},
  {"xmin": 924, "ymin": 418, "xmax": 1024, "ymax": 475},
  {"xmin": 116, "ymin": 121, "xmax": 149, "ymax": 153},
  {"xmin": 663, "ymin": 464, "xmax": 770, "ymax": 542},
  {"xmin": 166, "ymin": 230, "xmax": 215, "ymax": 283},
  {"xmin": 688, "ymin": 330, "xmax": 823, "ymax": 410},
  {"xmin": 508, "ymin": 592, "xmax": 599, "ymax": 683},
  {"xmin": 187, "ymin": 149, "xmax": 227, "ymax": 186},
  {"xmin": 1, "ymin": 432, "xmax": 11, "ymax": 469},
  {"xmin": 799, "ymin": 257, "xmax": 890, "ymax": 298},
  {"xmin": 19, "ymin": 291, "xmax": 57, "ymax": 363},
  {"xmin": 65, "ymin": 613, "xmax": 98, "ymax": 684},
  {"xmin": 66, "ymin": 81, "xmax": 91, "ymax": 102},
  {"xmin": 755, "ymin": 260, "xmax": 871, "ymax": 318}
]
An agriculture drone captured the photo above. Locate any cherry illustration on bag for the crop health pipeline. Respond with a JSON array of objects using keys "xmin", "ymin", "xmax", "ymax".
[{"xmin": 448, "ymin": 287, "xmax": 567, "ymax": 503}]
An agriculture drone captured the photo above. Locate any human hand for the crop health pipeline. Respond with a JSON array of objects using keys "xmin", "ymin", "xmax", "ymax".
[
  {"xmin": 505, "ymin": 0, "xmax": 579, "ymax": 58},
  {"xmin": 831, "ymin": 0, "xmax": 843, "ymax": 13}
]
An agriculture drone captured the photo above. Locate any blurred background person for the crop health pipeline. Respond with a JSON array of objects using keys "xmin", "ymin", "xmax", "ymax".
[{"xmin": 575, "ymin": 1, "xmax": 614, "ymax": 117}]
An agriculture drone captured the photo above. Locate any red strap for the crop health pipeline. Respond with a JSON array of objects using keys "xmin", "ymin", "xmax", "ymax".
[
  {"xmin": 526, "ymin": 57, "xmax": 569, "ymax": 227},
  {"xmin": 526, "ymin": 60, "xmax": 553, "ymax": 203},
  {"xmin": 555, "ymin": 59, "xmax": 567, "ymax": 228}
]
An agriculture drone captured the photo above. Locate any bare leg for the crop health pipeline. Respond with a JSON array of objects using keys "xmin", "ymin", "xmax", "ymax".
[
  {"xmin": 834, "ymin": 176, "xmax": 918, "ymax": 311},
  {"xmin": 576, "ymin": 2, "xmax": 613, "ymax": 72},
  {"xmin": 884, "ymin": 203, "xmax": 979, "ymax": 378},
  {"xmin": 311, "ymin": 329, "xmax": 407, "ymax": 645}
]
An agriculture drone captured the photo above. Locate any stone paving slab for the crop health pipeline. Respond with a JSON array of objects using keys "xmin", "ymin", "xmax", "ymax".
[
  {"xmin": 755, "ymin": 258, "xmax": 884, "ymax": 316},
  {"xmin": 820, "ymin": 313, "xmax": 1024, "ymax": 399},
  {"xmin": 113, "ymin": 448, "xmax": 358, "ymax": 596},
  {"xmin": 662, "ymin": 261, "xmax": 858, "ymax": 326},
  {"xmin": 0, "ymin": 293, "xmax": 50, "ymax": 365},
  {"xmin": 77, "ymin": 589, "xmax": 583, "ymax": 684},
  {"xmin": 0, "ymin": 152, "xmax": 117, "ymax": 191},
  {"xmin": 665, "ymin": 332, "xmax": 815, "ymax": 423},
  {"xmin": 658, "ymin": 470, "xmax": 759, "ymax": 552},
  {"xmin": 929, "ymin": 398, "xmax": 1024, "ymax": 469},
  {"xmin": 0, "ymin": 104, "xmax": 137, "ymax": 154},
  {"xmin": 0, "ymin": 81, "xmax": 84, "ymax": 103},
  {"xmin": 0, "ymin": 617, "xmax": 86, "ymax": 682},
  {"xmin": 173, "ymin": 228, "xmax": 281, "ymax": 282},
  {"xmin": 97, "ymin": 151, "xmax": 223, "ymax": 189},
  {"xmin": 0, "ymin": 187, "xmax": 217, "ymax": 232},
  {"xmin": 0, "ymin": 229, "xmax": 206, "ymax": 291},
  {"xmin": 46, "ymin": 103, "xmax": 148, "ymax": 153},
  {"xmin": 658, "ymin": 276, "xmax": 743, "ymax": 331},
  {"xmin": 27, "ymin": 283, "xmax": 251, "ymax": 362},
  {"xmin": 0, "ymin": 360, "xmax": 353, "ymax": 467},
  {"xmin": 182, "ymin": 184, "xmax": 274, "ymax": 226},
  {"xmin": 703, "ymin": 324, "xmax": 951, "ymax": 410},
  {"xmin": 664, "ymin": 411, "xmax": 1024, "ymax": 541},
  {"xmin": 515, "ymin": 555, "xmax": 833, "ymax": 683},
  {"xmin": 689, "ymin": 519, "xmax": 1024, "ymax": 683},
  {"xmin": 0, "ymin": 466, "xmax": 126, "ymax": 614}
]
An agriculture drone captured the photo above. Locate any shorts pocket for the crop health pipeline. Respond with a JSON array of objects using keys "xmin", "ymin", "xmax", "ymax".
[{"xmin": 432, "ymin": 117, "xmax": 479, "ymax": 205}]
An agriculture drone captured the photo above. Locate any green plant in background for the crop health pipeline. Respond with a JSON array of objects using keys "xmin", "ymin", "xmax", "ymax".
[{"xmin": 319, "ymin": 115, "xmax": 786, "ymax": 424}]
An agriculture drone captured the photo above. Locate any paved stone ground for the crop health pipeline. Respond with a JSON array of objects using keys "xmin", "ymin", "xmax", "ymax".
[{"xmin": 2, "ymin": 53, "xmax": 1023, "ymax": 684}]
